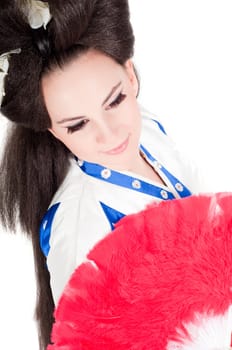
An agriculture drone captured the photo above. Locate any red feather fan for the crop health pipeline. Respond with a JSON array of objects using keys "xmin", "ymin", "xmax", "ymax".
[{"xmin": 47, "ymin": 193, "xmax": 232, "ymax": 350}]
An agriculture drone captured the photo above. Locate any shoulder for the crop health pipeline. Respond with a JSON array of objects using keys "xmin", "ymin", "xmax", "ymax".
[
  {"xmin": 39, "ymin": 156, "xmax": 111, "ymax": 257},
  {"xmin": 140, "ymin": 105, "xmax": 167, "ymax": 135},
  {"xmin": 139, "ymin": 105, "xmax": 176, "ymax": 157},
  {"xmin": 50, "ymin": 157, "xmax": 87, "ymax": 206},
  {"xmin": 39, "ymin": 157, "xmax": 96, "ymax": 257},
  {"xmin": 139, "ymin": 105, "xmax": 176, "ymax": 154},
  {"xmin": 139, "ymin": 105, "xmax": 207, "ymax": 194}
]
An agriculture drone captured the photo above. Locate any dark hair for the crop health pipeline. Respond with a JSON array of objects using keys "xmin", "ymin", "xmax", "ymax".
[{"xmin": 0, "ymin": 1, "xmax": 135, "ymax": 348}]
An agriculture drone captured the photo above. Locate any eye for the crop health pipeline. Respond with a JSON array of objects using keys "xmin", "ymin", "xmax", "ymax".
[
  {"xmin": 107, "ymin": 92, "xmax": 126, "ymax": 110},
  {"xmin": 67, "ymin": 119, "xmax": 89, "ymax": 134}
]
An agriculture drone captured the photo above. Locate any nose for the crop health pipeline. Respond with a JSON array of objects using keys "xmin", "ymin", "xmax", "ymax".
[{"xmin": 95, "ymin": 120, "xmax": 117, "ymax": 144}]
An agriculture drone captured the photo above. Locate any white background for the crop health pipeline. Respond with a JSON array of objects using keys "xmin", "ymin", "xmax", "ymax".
[{"xmin": 0, "ymin": 1, "xmax": 232, "ymax": 348}]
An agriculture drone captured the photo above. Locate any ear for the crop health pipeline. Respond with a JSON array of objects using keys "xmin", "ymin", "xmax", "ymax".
[{"xmin": 124, "ymin": 59, "xmax": 139, "ymax": 97}]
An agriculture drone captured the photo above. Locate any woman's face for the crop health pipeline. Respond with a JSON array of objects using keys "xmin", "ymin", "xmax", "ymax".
[{"xmin": 42, "ymin": 50, "xmax": 141, "ymax": 171}]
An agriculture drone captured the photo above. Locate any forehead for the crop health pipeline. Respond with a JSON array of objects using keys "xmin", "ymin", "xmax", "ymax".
[{"xmin": 41, "ymin": 50, "xmax": 126, "ymax": 119}]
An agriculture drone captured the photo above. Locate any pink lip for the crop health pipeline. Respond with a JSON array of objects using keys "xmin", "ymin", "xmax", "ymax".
[{"xmin": 103, "ymin": 136, "xmax": 129, "ymax": 155}]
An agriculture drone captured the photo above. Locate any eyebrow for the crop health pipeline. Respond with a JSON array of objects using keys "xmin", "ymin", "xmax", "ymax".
[
  {"xmin": 102, "ymin": 81, "xmax": 122, "ymax": 106},
  {"xmin": 57, "ymin": 81, "xmax": 122, "ymax": 125}
]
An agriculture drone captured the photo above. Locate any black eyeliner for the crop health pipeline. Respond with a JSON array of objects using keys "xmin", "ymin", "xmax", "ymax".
[{"xmin": 67, "ymin": 120, "xmax": 88, "ymax": 134}]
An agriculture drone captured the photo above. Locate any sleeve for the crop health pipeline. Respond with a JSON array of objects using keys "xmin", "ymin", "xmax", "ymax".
[{"xmin": 40, "ymin": 188, "xmax": 112, "ymax": 305}]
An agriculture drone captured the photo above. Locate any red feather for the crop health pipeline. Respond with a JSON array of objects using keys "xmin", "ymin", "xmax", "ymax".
[{"xmin": 47, "ymin": 193, "xmax": 232, "ymax": 350}]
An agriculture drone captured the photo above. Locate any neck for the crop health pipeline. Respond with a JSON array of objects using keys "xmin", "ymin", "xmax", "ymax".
[{"xmin": 129, "ymin": 152, "xmax": 165, "ymax": 185}]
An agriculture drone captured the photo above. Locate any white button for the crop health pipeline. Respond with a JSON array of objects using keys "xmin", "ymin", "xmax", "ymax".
[
  {"xmin": 160, "ymin": 190, "xmax": 168, "ymax": 199},
  {"xmin": 101, "ymin": 168, "xmax": 111, "ymax": 179},
  {"xmin": 132, "ymin": 179, "xmax": 141, "ymax": 189},
  {"xmin": 78, "ymin": 159, "xmax": 84, "ymax": 166},
  {"xmin": 153, "ymin": 160, "xmax": 162, "ymax": 169},
  {"xmin": 175, "ymin": 182, "xmax": 184, "ymax": 192}
]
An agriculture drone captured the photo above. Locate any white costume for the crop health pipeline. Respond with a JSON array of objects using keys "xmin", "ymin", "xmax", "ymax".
[{"xmin": 40, "ymin": 108, "xmax": 205, "ymax": 304}]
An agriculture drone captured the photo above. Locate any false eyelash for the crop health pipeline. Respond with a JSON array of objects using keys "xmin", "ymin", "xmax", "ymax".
[
  {"xmin": 108, "ymin": 92, "xmax": 126, "ymax": 109},
  {"xmin": 67, "ymin": 92, "xmax": 127, "ymax": 134},
  {"xmin": 67, "ymin": 119, "xmax": 89, "ymax": 134}
]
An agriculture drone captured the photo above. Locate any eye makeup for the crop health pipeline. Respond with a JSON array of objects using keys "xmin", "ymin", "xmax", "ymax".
[
  {"xmin": 107, "ymin": 92, "xmax": 126, "ymax": 110},
  {"xmin": 66, "ymin": 91, "xmax": 127, "ymax": 134},
  {"xmin": 67, "ymin": 119, "xmax": 89, "ymax": 134}
]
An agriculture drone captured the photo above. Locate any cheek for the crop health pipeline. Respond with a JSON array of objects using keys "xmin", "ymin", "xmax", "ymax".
[
  {"xmin": 122, "ymin": 99, "xmax": 141, "ymax": 128},
  {"xmin": 119, "ymin": 95, "xmax": 140, "ymax": 119},
  {"xmin": 50, "ymin": 128, "xmax": 81, "ymax": 154},
  {"xmin": 63, "ymin": 134, "xmax": 95, "ymax": 159}
]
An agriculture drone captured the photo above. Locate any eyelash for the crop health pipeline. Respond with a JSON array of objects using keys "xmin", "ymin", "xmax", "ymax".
[
  {"xmin": 107, "ymin": 91, "xmax": 126, "ymax": 110},
  {"xmin": 67, "ymin": 119, "xmax": 88, "ymax": 134},
  {"xmin": 67, "ymin": 92, "xmax": 127, "ymax": 134}
]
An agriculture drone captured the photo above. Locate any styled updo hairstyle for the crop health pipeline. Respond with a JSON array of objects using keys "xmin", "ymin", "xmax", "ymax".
[{"xmin": 0, "ymin": 0, "xmax": 135, "ymax": 349}]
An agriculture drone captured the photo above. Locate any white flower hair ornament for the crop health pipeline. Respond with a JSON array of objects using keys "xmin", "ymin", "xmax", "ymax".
[
  {"xmin": 0, "ymin": 49, "xmax": 21, "ymax": 107},
  {"xmin": 0, "ymin": 1, "xmax": 52, "ymax": 107},
  {"xmin": 27, "ymin": 0, "xmax": 52, "ymax": 30}
]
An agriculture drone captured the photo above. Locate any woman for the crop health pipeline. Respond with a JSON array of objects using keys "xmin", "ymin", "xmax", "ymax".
[{"xmin": 0, "ymin": 0, "xmax": 205, "ymax": 348}]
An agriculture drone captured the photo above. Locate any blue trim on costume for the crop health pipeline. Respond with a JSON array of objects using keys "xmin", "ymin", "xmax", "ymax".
[
  {"xmin": 77, "ymin": 142, "xmax": 191, "ymax": 199},
  {"xmin": 139, "ymin": 144, "xmax": 156, "ymax": 162},
  {"xmin": 151, "ymin": 119, "xmax": 167, "ymax": 135},
  {"xmin": 159, "ymin": 166, "xmax": 191, "ymax": 197},
  {"xmin": 78, "ymin": 159, "xmax": 175, "ymax": 200},
  {"xmin": 139, "ymin": 144, "xmax": 192, "ymax": 197},
  {"xmin": 75, "ymin": 118, "xmax": 192, "ymax": 198},
  {"xmin": 99, "ymin": 202, "xmax": 125, "ymax": 230},
  {"xmin": 39, "ymin": 203, "xmax": 60, "ymax": 257}
]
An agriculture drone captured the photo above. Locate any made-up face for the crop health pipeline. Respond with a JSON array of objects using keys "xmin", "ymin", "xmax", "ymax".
[{"xmin": 42, "ymin": 49, "xmax": 142, "ymax": 171}]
